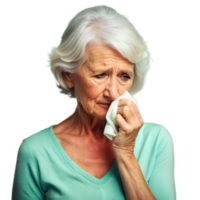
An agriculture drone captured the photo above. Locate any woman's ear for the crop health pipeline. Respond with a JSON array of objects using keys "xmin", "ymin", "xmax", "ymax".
[{"xmin": 63, "ymin": 72, "xmax": 74, "ymax": 88}]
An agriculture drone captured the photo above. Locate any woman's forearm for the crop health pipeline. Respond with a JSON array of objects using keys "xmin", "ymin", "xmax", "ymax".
[{"xmin": 114, "ymin": 150, "xmax": 156, "ymax": 200}]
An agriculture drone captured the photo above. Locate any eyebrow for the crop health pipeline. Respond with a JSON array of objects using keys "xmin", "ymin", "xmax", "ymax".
[{"xmin": 89, "ymin": 66, "xmax": 134, "ymax": 75}]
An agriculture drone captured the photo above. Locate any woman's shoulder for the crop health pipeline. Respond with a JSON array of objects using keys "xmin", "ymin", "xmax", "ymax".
[
  {"xmin": 140, "ymin": 122, "xmax": 172, "ymax": 139},
  {"xmin": 141, "ymin": 121, "xmax": 169, "ymax": 132},
  {"xmin": 24, "ymin": 125, "xmax": 52, "ymax": 144},
  {"xmin": 20, "ymin": 124, "xmax": 54, "ymax": 150},
  {"xmin": 135, "ymin": 122, "xmax": 174, "ymax": 161},
  {"xmin": 18, "ymin": 125, "xmax": 52, "ymax": 162}
]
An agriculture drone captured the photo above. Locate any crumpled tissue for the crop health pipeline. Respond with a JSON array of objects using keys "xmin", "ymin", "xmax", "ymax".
[{"xmin": 103, "ymin": 91, "xmax": 137, "ymax": 140}]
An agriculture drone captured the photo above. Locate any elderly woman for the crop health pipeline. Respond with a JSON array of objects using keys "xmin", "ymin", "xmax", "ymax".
[{"xmin": 12, "ymin": 5, "xmax": 176, "ymax": 200}]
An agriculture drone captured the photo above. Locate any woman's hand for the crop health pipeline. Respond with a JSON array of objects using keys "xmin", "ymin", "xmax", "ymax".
[{"xmin": 112, "ymin": 99, "xmax": 144, "ymax": 155}]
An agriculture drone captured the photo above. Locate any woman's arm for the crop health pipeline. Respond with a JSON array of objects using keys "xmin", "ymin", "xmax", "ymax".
[{"xmin": 114, "ymin": 149, "xmax": 156, "ymax": 200}]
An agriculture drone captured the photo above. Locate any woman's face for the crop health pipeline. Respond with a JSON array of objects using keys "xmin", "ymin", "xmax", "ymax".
[{"xmin": 69, "ymin": 44, "xmax": 134, "ymax": 119}]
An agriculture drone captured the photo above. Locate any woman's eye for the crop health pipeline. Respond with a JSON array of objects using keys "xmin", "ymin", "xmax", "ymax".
[
  {"xmin": 97, "ymin": 73, "xmax": 130, "ymax": 80},
  {"xmin": 122, "ymin": 75, "xmax": 130, "ymax": 81},
  {"xmin": 97, "ymin": 74, "xmax": 103, "ymax": 78}
]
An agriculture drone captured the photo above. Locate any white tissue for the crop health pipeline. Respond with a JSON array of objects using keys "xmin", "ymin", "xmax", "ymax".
[{"xmin": 103, "ymin": 91, "xmax": 137, "ymax": 140}]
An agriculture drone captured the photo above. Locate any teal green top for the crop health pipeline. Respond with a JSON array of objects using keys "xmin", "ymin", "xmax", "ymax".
[{"xmin": 12, "ymin": 123, "xmax": 176, "ymax": 200}]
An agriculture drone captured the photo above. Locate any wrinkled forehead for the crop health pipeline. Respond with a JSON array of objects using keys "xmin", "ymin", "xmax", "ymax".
[{"xmin": 84, "ymin": 43, "xmax": 134, "ymax": 72}]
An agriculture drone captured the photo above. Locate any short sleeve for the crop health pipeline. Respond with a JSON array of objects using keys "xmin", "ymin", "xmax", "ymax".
[
  {"xmin": 12, "ymin": 140, "xmax": 45, "ymax": 200},
  {"xmin": 148, "ymin": 126, "xmax": 176, "ymax": 200}
]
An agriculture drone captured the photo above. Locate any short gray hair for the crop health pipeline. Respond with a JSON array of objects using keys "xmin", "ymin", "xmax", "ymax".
[{"xmin": 48, "ymin": 5, "xmax": 150, "ymax": 98}]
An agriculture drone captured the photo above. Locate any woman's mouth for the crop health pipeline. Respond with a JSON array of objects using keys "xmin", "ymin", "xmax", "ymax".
[{"xmin": 99, "ymin": 103, "xmax": 111, "ymax": 108}]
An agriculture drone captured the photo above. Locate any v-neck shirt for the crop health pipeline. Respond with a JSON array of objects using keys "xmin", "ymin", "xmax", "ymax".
[{"xmin": 12, "ymin": 123, "xmax": 176, "ymax": 200}]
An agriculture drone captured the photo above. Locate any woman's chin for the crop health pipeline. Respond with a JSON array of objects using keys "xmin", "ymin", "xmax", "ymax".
[{"xmin": 94, "ymin": 110, "xmax": 108, "ymax": 120}]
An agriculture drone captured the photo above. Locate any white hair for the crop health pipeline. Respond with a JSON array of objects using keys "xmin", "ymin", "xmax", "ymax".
[{"xmin": 49, "ymin": 5, "xmax": 150, "ymax": 98}]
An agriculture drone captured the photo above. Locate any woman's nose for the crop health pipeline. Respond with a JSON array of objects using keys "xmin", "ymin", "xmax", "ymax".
[{"xmin": 104, "ymin": 80, "xmax": 119, "ymax": 101}]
